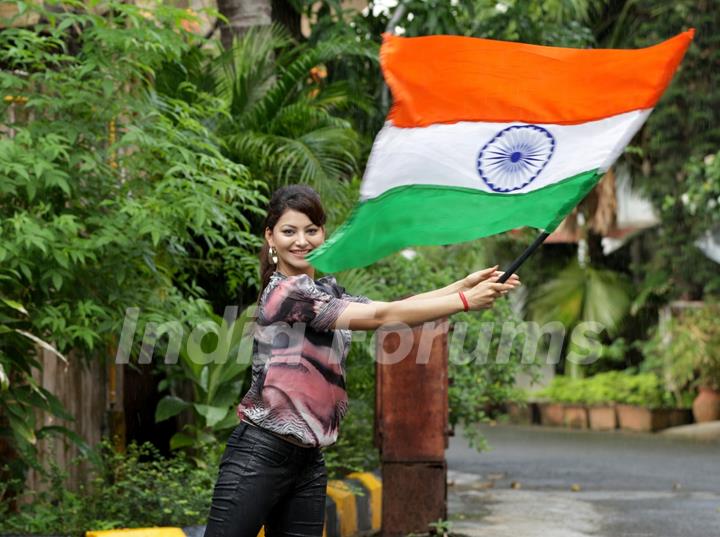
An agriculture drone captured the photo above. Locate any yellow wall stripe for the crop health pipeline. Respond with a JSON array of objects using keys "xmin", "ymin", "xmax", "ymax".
[
  {"xmin": 347, "ymin": 472, "xmax": 382, "ymax": 530},
  {"xmin": 326, "ymin": 480, "xmax": 358, "ymax": 537},
  {"xmin": 87, "ymin": 529, "xmax": 186, "ymax": 537}
]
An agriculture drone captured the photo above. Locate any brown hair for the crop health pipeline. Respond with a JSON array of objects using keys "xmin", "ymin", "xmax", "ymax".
[{"xmin": 258, "ymin": 185, "xmax": 327, "ymax": 300}]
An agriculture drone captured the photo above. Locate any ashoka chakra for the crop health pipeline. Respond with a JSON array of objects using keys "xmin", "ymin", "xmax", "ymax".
[{"xmin": 477, "ymin": 125, "xmax": 555, "ymax": 192}]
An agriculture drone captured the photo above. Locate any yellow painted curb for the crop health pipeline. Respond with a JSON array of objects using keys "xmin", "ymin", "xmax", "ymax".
[
  {"xmin": 326, "ymin": 480, "xmax": 358, "ymax": 537},
  {"xmin": 86, "ymin": 529, "xmax": 186, "ymax": 537},
  {"xmin": 347, "ymin": 472, "xmax": 382, "ymax": 531}
]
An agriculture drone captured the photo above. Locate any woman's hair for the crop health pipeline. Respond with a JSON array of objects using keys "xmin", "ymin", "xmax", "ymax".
[{"xmin": 258, "ymin": 184, "xmax": 326, "ymax": 300}]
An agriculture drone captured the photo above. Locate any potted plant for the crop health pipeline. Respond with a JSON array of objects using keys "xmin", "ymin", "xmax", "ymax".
[
  {"xmin": 614, "ymin": 372, "xmax": 689, "ymax": 432},
  {"xmin": 535, "ymin": 377, "xmax": 588, "ymax": 428},
  {"xmin": 584, "ymin": 372, "xmax": 623, "ymax": 431},
  {"xmin": 662, "ymin": 303, "xmax": 720, "ymax": 422}
]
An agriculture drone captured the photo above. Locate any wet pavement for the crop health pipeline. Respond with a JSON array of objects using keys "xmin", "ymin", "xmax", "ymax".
[{"xmin": 446, "ymin": 423, "xmax": 720, "ymax": 537}]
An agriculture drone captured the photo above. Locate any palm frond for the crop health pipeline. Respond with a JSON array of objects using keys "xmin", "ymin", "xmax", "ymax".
[
  {"xmin": 239, "ymin": 38, "xmax": 378, "ymax": 131},
  {"xmin": 307, "ymin": 80, "xmax": 377, "ymax": 117},
  {"xmin": 226, "ymin": 126, "xmax": 359, "ymax": 205},
  {"xmin": 267, "ymin": 102, "xmax": 351, "ymax": 137},
  {"xmin": 528, "ymin": 260, "xmax": 632, "ymax": 334},
  {"xmin": 214, "ymin": 25, "xmax": 292, "ymax": 121}
]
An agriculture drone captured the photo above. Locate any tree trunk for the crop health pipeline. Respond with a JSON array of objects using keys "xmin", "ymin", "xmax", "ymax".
[{"xmin": 216, "ymin": 0, "xmax": 271, "ymax": 49}]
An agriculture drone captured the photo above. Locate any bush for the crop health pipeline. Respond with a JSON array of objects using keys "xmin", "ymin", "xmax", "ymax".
[
  {"xmin": 535, "ymin": 376, "xmax": 587, "ymax": 404},
  {"xmin": 0, "ymin": 440, "xmax": 222, "ymax": 536},
  {"xmin": 644, "ymin": 303, "xmax": 720, "ymax": 393},
  {"xmin": 536, "ymin": 371, "xmax": 678, "ymax": 408}
]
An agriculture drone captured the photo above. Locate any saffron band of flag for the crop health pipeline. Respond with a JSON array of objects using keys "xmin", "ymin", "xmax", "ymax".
[{"xmin": 308, "ymin": 30, "xmax": 694, "ymax": 273}]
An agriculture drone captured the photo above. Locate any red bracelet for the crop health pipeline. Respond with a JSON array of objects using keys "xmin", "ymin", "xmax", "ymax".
[{"xmin": 458, "ymin": 290, "xmax": 469, "ymax": 312}]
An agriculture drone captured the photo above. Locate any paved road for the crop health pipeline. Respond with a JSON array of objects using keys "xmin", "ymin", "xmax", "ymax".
[{"xmin": 446, "ymin": 424, "xmax": 720, "ymax": 537}]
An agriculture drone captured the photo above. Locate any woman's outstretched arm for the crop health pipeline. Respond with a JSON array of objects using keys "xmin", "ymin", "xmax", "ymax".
[
  {"xmin": 399, "ymin": 266, "xmax": 520, "ymax": 302},
  {"xmin": 332, "ymin": 276, "xmax": 519, "ymax": 331}
]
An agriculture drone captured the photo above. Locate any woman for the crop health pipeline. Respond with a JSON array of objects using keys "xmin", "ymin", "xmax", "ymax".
[{"xmin": 204, "ymin": 184, "xmax": 520, "ymax": 537}]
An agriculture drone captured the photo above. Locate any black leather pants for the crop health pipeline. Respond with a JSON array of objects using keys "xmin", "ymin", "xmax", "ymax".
[{"xmin": 203, "ymin": 421, "xmax": 327, "ymax": 537}]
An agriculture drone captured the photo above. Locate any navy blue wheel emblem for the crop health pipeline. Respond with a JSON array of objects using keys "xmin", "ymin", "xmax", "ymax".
[{"xmin": 477, "ymin": 125, "xmax": 555, "ymax": 192}]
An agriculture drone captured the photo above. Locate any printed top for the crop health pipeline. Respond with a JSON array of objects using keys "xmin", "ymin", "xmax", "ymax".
[{"xmin": 237, "ymin": 271, "xmax": 371, "ymax": 448}]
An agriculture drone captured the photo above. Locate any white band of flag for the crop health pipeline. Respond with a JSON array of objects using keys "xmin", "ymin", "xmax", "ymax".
[{"xmin": 361, "ymin": 109, "xmax": 651, "ymax": 201}]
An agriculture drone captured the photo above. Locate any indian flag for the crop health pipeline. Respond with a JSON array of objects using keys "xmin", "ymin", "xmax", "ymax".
[{"xmin": 308, "ymin": 30, "xmax": 694, "ymax": 273}]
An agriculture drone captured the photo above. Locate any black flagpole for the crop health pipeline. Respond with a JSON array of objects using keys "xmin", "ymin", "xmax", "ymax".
[{"xmin": 497, "ymin": 231, "xmax": 550, "ymax": 283}]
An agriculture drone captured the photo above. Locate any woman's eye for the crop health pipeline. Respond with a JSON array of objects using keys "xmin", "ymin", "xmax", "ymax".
[
  {"xmin": 308, "ymin": 229, "xmax": 318, "ymax": 235},
  {"xmin": 283, "ymin": 230, "xmax": 294, "ymax": 235}
]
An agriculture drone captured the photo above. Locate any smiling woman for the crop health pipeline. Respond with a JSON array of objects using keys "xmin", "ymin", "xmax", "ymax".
[
  {"xmin": 202, "ymin": 184, "xmax": 520, "ymax": 537},
  {"xmin": 266, "ymin": 208, "xmax": 325, "ymax": 277},
  {"xmin": 259, "ymin": 185, "xmax": 328, "ymax": 291}
]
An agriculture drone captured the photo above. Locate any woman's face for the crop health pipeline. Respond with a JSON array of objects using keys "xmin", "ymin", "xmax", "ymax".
[{"xmin": 266, "ymin": 209, "xmax": 325, "ymax": 277}]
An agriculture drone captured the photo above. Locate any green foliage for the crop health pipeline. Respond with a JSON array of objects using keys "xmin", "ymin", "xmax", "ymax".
[
  {"xmin": 682, "ymin": 151, "xmax": 720, "ymax": 232},
  {"xmin": 427, "ymin": 517, "xmax": 454, "ymax": 535},
  {"xmin": 536, "ymin": 375, "xmax": 587, "ymax": 404},
  {"xmin": 0, "ymin": 440, "xmax": 221, "ymax": 535},
  {"xmin": 528, "ymin": 260, "xmax": 632, "ymax": 335},
  {"xmin": 394, "ymin": 0, "xmax": 596, "ymax": 46},
  {"xmin": 527, "ymin": 260, "xmax": 632, "ymax": 378},
  {"xmin": 155, "ymin": 308, "xmax": 254, "ymax": 459},
  {"xmin": 0, "ymin": 0, "xmax": 264, "ymax": 484},
  {"xmin": 0, "ymin": 296, "xmax": 95, "ymax": 494},
  {"xmin": 155, "ymin": 25, "xmax": 377, "ymax": 219},
  {"xmin": 620, "ymin": 1, "xmax": 720, "ymax": 300},
  {"xmin": 641, "ymin": 303, "xmax": 720, "ymax": 393},
  {"xmin": 536, "ymin": 371, "xmax": 678, "ymax": 408}
]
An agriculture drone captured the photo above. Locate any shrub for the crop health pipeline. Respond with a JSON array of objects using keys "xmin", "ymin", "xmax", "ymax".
[
  {"xmin": 536, "ymin": 371, "xmax": 678, "ymax": 408},
  {"xmin": 0, "ymin": 440, "xmax": 221, "ymax": 536}
]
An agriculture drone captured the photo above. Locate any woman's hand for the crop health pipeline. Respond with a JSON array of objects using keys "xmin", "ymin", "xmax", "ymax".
[
  {"xmin": 460, "ymin": 265, "xmax": 521, "ymax": 293},
  {"xmin": 464, "ymin": 275, "xmax": 521, "ymax": 310}
]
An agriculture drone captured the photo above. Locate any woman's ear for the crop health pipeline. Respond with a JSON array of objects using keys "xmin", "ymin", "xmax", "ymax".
[{"xmin": 264, "ymin": 227, "xmax": 273, "ymax": 246}]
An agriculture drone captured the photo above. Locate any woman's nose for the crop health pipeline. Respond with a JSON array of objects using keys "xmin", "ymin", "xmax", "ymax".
[{"xmin": 294, "ymin": 233, "xmax": 309, "ymax": 247}]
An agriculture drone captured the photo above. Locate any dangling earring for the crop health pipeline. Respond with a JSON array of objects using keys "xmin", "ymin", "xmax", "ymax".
[{"xmin": 269, "ymin": 246, "xmax": 278, "ymax": 265}]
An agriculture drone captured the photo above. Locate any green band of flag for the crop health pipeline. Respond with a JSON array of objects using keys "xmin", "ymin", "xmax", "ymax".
[{"xmin": 309, "ymin": 170, "xmax": 600, "ymax": 273}]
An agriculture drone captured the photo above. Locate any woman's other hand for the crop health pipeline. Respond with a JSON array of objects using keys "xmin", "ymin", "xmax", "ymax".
[
  {"xmin": 464, "ymin": 275, "xmax": 521, "ymax": 310},
  {"xmin": 460, "ymin": 265, "xmax": 521, "ymax": 292}
]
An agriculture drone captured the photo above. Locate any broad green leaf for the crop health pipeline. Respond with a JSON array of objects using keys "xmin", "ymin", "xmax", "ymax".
[
  {"xmin": 213, "ymin": 411, "xmax": 240, "ymax": 431},
  {"xmin": 169, "ymin": 432, "xmax": 195, "ymax": 450},
  {"xmin": 212, "ymin": 388, "xmax": 237, "ymax": 409},
  {"xmin": 194, "ymin": 403, "xmax": 229, "ymax": 428},
  {"xmin": 155, "ymin": 395, "xmax": 190, "ymax": 422}
]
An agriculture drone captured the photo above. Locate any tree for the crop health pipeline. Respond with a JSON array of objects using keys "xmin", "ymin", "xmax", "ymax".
[
  {"xmin": 216, "ymin": 0, "xmax": 271, "ymax": 49},
  {"xmin": 0, "ymin": 0, "xmax": 264, "ymax": 485},
  {"xmin": 156, "ymin": 25, "xmax": 376, "ymax": 214},
  {"xmin": 594, "ymin": 1, "xmax": 720, "ymax": 300}
]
